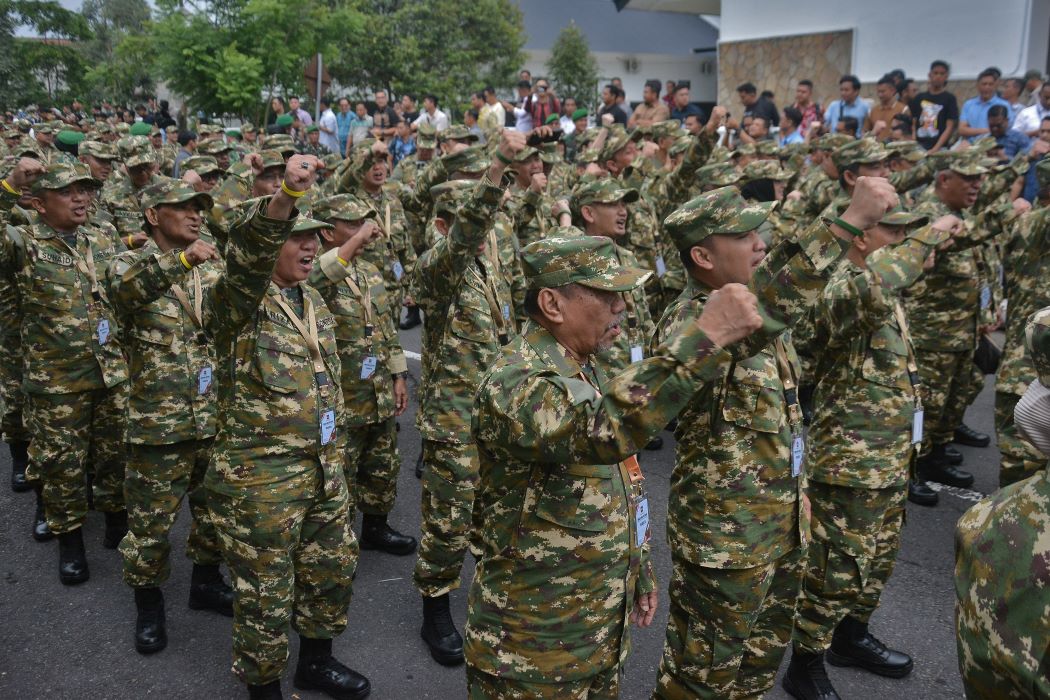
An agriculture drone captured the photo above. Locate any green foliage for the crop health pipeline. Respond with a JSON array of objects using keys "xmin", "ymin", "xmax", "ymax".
[
  {"xmin": 546, "ymin": 21, "xmax": 599, "ymax": 111},
  {"xmin": 0, "ymin": 0, "xmax": 90, "ymax": 109},
  {"xmin": 80, "ymin": 0, "xmax": 155, "ymax": 103}
]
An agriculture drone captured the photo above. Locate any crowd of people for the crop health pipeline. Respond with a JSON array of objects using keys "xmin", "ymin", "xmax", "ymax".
[{"xmin": 1, "ymin": 56, "xmax": 1049, "ymax": 700}]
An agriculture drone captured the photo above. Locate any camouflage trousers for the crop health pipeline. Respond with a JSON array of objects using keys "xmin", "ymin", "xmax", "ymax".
[
  {"xmin": 792, "ymin": 481, "xmax": 907, "ymax": 654},
  {"xmin": 344, "ymin": 417, "xmax": 400, "ymax": 518},
  {"xmin": 208, "ymin": 480, "xmax": 358, "ymax": 685},
  {"xmin": 467, "ymin": 664, "xmax": 620, "ymax": 699},
  {"xmin": 915, "ymin": 349, "xmax": 973, "ymax": 454},
  {"xmin": 0, "ymin": 342, "xmax": 28, "ymax": 444},
  {"xmin": 119, "ymin": 439, "xmax": 222, "ymax": 588},
  {"xmin": 413, "ymin": 439, "xmax": 480, "ymax": 598},
  {"xmin": 25, "ymin": 384, "xmax": 128, "ymax": 534},
  {"xmin": 994, "ymin": 391, "xmax": 1046, "ymax": 488},
  {"xmin": 653, "ymin": 548, "xmax": 803, "ymax": 700}
]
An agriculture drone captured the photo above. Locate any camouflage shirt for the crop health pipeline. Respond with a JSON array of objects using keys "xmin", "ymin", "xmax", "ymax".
[
  {"xmin": 102, "ymin": 173, "xmax": 163, "ymax": 242},
  {"xmin": 997, "ymin": 205, "xmax": 1050, "ymax": 396}
]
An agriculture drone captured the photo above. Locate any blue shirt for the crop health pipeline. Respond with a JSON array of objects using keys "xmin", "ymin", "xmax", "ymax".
[
  {"xmin": 824, "ymin": 99, "xmax": 870, "ymax": 137},
  {"xmin": 335, "ymin": 111, "xmax": 353, "ymax": 153},
  {"xmin": 996, "ymin": 129, "xmax": 1031, "ymax": 158},
  {"xmin": 1024, "ymin": 153, "xmax": 1043, "ymax": 202},
  {"xmin": 779, "ymin": 129, "xmax": 804, "ymax": 147},
  {"xmin": 390, "ymin": 135, "xmax": 416, "ymax": 166},
  {"xmin": 670, "ymin": 103, "xmax": 704, "ymax": 125},
  {"xmin": 960, "ymin": 95, "xmax": 1011, "ymax": 140}
]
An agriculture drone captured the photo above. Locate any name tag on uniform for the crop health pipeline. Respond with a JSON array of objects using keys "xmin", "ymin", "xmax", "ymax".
[
  {"xmin": 630, "ymin": 345, "xmax": 644, "ymax": 364},
  {"xmin": 980, "ymin": 285, "xmax": 991, "ymax": 309},
  {"xmin": 392, "ymin": 261, "xmax": 404, "ymax": 281},
  {"xmin": 97, "ymin": 319, "xmax": 110, "ymax": 345},
  {"xmin": 198, "ymin": 366, "xmax": 212, "ymax": 395},
  {"xmin": 635, "ymin": 497, "xmax": 650, "ymax": 547},
  {"xmin": 912, "ymin": 409, "xmax": 924, "ymax": 445},
  {"xmin": 655, "ymin": 255, "xmax": 667, "ymax": 278},
  {"xmin": 360, "ymin": 355, "xmax": 377, "ymax": 379},
  {"xmin": 320, "ymin": 409, "xmax": 336, "ymax": 445},
  {"xmin": 791, "ymin": 434, "xmax": 804, "ymax": 477}
]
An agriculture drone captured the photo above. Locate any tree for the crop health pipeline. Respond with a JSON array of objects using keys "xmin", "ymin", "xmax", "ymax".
[
  {"xmin": 80, "ymin": 0, "xmax": 155, "ymax": 104},
  {"xmin": 546, "ymin": 21, "xmax": 598, "ymax": 112},
  {"xmin": 0, "ymin": 0, "xmax": 91, "ymax": 109}
]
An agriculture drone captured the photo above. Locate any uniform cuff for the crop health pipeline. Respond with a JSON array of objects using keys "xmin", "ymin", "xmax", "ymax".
[
  {"xmin": 666, "ymin": 319, "xmax": 732, "ymax": 382},
  {"xmin": 318, "ymin": 247, "xmax": 352, "ymax": 282},
  {"xmin": 805, "ymin": 219, "xmax": 853, "ymax": 274},
  {"xmin": 387, "ymin": 352, "xmax": 408, "ymax": 375}
]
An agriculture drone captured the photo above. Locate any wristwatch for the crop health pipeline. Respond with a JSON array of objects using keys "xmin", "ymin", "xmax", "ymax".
[{"xmin": 392, "ymin": 371, "xmax": 409, "ymax": 380}]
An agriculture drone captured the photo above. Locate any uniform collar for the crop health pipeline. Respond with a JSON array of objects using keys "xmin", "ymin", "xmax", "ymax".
[{"xmin": 522, "ymin": 320, "xmax": 585, "ymax": 379}]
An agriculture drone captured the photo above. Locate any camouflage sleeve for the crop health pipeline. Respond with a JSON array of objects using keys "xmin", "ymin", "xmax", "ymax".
[
  {"xmin": 889, "ymin": 158, "xmax": 936, "ymax": 194},
  {"xmin": 413, "ymin": 179, "xmax": 502, "ymax": 304},
  {"xmin": 0, "ymin": 190, "xmax": 18, "ymax": 228},
  {"xmin": 407, "ymin": 156, "xmax": 451, "ymax": 218},
  {"xmin": 203, "ymin": 196, "xmax": 293, "ymax": 340},
  {"xmin": 474, "ymin": 321, "xmax": 732, "ymax": 465},
  {"xmin": 106, "ymin": 247, "xmax": 188, "ymax": 315},
  {"xmin": 650, "ymin": 131, "xmax": 715, "ymax": 217},
  {"xmin": 944, "ymin": 199, "xmax": 1018, "ymax": 249},
  {"xmin": 310, "ymin": 246, "xmax": 349, "ymax": 294},
  {"xmin": 376, "ymin": 273, "xmax": 408, "ymax": 375}
]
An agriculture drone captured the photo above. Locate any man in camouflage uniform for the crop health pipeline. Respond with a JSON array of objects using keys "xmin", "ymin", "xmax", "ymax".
[
  {"xmin": 411, "ymin": 131, "xmax": 523, "ymax": 666},
  {"xmin": 784, "ymin": 208, "xmax": 957, "ymax": 699},
  {"xmin": 103, "ymin": 135, "xmax": 162, "ymax": 250},
  {"xmin": 309, "ymin": 193, "xmax": 417, "ymax": 556},
  {"xmin": 198, "ymin": 138, "xmax": 233, "ymax": 173},
  {"xmin": 209, "ymin": 150, "xmax": 285, "ymax": 249},
  {"xmin": 954, "ymin": 306, "xmax": 1050, "ymax": 699},
  {"xmin": 0, "ymin": 159, "xmax": 129, "ymax": 585},
  {"xmin": 180, "ymin": 155, "xmax": 224, "ymax": 193},
  {"xmin": 651, "ymin": 178, "xmax": 898, "ymax": 699},
  {"xmin": 105, "ymin": 178, "xmax": 234, "ymax": 655},
  {"xmin": 32, "ymin": 122, "xmax": 70, "ymax": 165},
  {"xmin": 202, "ymin": 155, "xmax": 369, "ymax": 700},
  {"xmin": 466, "ymin": 234, "xmax": 763, "ymax": 698}
]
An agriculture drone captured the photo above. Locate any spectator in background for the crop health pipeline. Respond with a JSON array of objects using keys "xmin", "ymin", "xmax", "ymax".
[
  {"xmin": 336, "ymin": 97, "xmax": 353, "ymax": 156},
  {"xmin": 1001, "ymin": 77, "xmax": 1026, "ymax": 124},
  {"xmin": 349, "ymin": 102, "xmax": 374, "ymax": 152},
  {"xmin": 389, "ymin": 121, "xmax": 416, "ymax": 166},
  {"xmin": 760, "ymin": 90, "xmax": 779, "ymax": 122},
  {"xmin": 479, "ymin": 87, "xmax": 506, "ymax": 134},
  {"xmin": 898, "ymin": 78, "xmax": 919, "ymax": 104},
  {"xmin": 464, "ymin": 109, "xmax": 483, "ymax": 140},
  {"xmin": 317, "ymin": 98, "xmax": 340, "ymax": 155},
  {"xmin": 683, "ymin": 113, "xmax": 703, "ymax": 136},
  {"xmin": 502, "ymin": 80, "xmax": 535, "ymax": 132},
  {"xmin": 559, "ymin": 97, "xmax": 578, "ymax": 134},
  {"xmin": 865, "ymin": 74, "xmax": 908, "ymax": 141},
  {"xmin": 267, "ymin": 96, "xmax": 286, "ymax": 126},
  {"xmin": 172, "ymin": 130, "xmax": 196, "ymax": 178},
  {"xmin": 737, "ymin": 82, "xmax": 779, "ymax": 126},
  {"xmin": 663, "ymin": 80, "xmax": 677, "ymax": 111},
  {"xmin": 519, "ymin": 69, "xmax": 532, "ymax": 84},
  {"xmin": 779, "ymin": 106, "xmax": 805, "ymax": 146},
  {"xmin": 910, "ymin": 59, "xmax": 958, "ymax": 152},
  {"xmin": 1023, "ymin": 116, "xmax": 1050, "ymax": 201},
  {"xmin": 988, "ymin": 104, "xmax": 1030, "ymax": 158},
  {"xmin": 1014, "ymin": 82, "xmax": 1050, "ymax": 137},
  {"xmin": 740, "ymin": 115, "xmax": 771, "ymax": 143},
  {"xmin": 837, "ymin": 115, "xmax": 861, "ymax": 138},
  {"xmin": 824, "ymin": 74, "xmax": 869, "ymax": 137},
  {"xmin": 670, "ymin": 83, "xmax": 704, "ymax": 125},
  {"xmin": 288, "ymin": 96, "xmax": 313, "ymax": 126},
  {"xmin": 891, "ymin": 112, "xmax": 914, "ymax": 141},
  {"xmin": 611, "ymin": 77, "xmax": 632, "ymax": 118},
  {"xmin": 528, "ymin": 78, "xmax": 560, "ymax": 130},
  {"xmin": 370, "ymin": 90, "xmax": 400, "ymax": 140},
  {"xmin": 792, "ymin": 79, "xmax": 822, "ymax": 133},
  {"xmin": 959, "ymin": 68, "xmax": 1011, "ymax": 141},
  {"xmin": 401, "ymin": 94, "xmax": 419, "ymax": 124},
  {"xmin": 629, "ymin": 79, "xmax": 670, "ymax": 127},
  {"xmin": 1024, "ymin": 69, "xmax": 1044, "ymax": 105},
  {"xmin": 412, "ymin": 94, "xmax": 450, "ymax": 132},
  {"xmin": 598, "ymin": 83, "xmax": 628, "ymax": 125}
]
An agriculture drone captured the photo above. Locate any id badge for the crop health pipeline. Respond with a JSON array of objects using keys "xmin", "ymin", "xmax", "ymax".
[
  {"xmin": 791, "ymin": 434, "xmax": 804, "ymax": 477},
  {"xmin": 980, "ymin": 285, "xmax": 991, "ymax": 309},
  {"xmin": 502, "ymin": 303, "xmax": 511, "ymax": 321},
  {"xmin": 655, "ymin": 255, "xmax": 667, "ymax": 278},
  {"xmin": 912, "ymin": 408, "xmax": 924, "ymax": 445},
  {"xmin": 392, "ymin": 260, "xmax": 404, "ymax": 281},
  {"xmin": 198, "ymin": 366, "xmax": 213, "ymax": 395},
  {"xmin": 360, "ymin": 355, "xmax": 378, "ymax": 379},
  {"xmin": 97, "ymin": 319, "xmax": 110, "ymax": 345},
  {"xmin": 630, "ymin": 345, "xmax": 644, "ymax": 364},
  {"xmin": 634, "ymin": 497, "xmax": 650, "ymax": 548},
  {"xmin": 320, "ymin": 409, "xmax": 336, "ymax": 445}
]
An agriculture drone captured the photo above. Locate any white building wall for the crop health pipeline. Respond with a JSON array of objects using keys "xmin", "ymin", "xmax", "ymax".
[{"xmin": 720, "ymin": 0, "xmax": 1046, "ymax": 81}]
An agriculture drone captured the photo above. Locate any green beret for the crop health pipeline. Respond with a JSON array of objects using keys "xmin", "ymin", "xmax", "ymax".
[
  {"xmin": 275, "ymin": 114, "xmax": 295, "ymax": 128},
  {"xmin": 571, "ymin": 108, "xmax": 588, "ymax": 121},
  {"xmin": 832, "ymin": 137, "xmax": 889, "ymax": 170},
  {"xmin": 139, "ymin": 177, "xmax": 214, "ymax": 212},
  {"xmin": 225, "ymin": 129, "xmax": 243, "ymax": 139},
  {"xmin": 30, "ymin": 162, "xmax": 101, "ymax": 193},
  {"xmin": 570, "ymin": 178, "xmax": 638, "ymax": 221},
  {"xmin": 306, "ymin": 124, "xmax": 319, "ymax": 133},
  {"xmin": 312, "ymin": 193, "xmax": 377, "ymax": 223},
  {"xmin": 544, "ymin": 113, "xmax": 560, "ymax": 126},
  {"xmin": 129, "ymin": 121, "xmax": 152, "ymax": 136},
  {"xmin": 521, "ymin": 235, "xmax": 651, "ymax": 292},
  {"xmin": 56, "ymin": 130, "xmax": 85, "ymax": 146},
  {"xmin": 664, "ymin": 186, "xmax": 775, "ymax": 250}
]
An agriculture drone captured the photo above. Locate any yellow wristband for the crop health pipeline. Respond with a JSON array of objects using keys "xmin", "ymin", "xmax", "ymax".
[
  {"xmin": 1, "ymin": 179, "xmax": 21, "ymax": 196},
  {"xmin": 337, "ymin": 255, "xmax": 349, "ymax": 266},
  {"xmin": 178, "ymin": 251, "xmax": 193, "ymax": 270},
  {"xmin": 126, "ymin": 234, "xmax": 135, "ymax": 248},
  {"xmin": 280, "ymin": 180, "xmax": 307, "ymax": 198}
]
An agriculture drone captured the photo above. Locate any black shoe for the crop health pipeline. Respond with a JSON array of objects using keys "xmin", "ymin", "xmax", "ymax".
[
  {"xmin": 782, "ymin": 648, "xmax": 841, "ymax": 700},
  {"xmin": 667, "ymin": 418, "xmax": 678, "ymax": 432},
  {"xmin": 920, "ymin": 447, "xmax": 975, "ymax": 488},
  {"xmin": 294, "ymin": 637, "xmax": 371, "ymax": 700},
  {"xmin": 10, "ymin": 441, "xmax": 29, "ymax": 492},
  {"xmin": 414, "ymin": 453, "xmax": 424, "ymax": 479},
  {"xmin": 103, "ymin": 509, "xmax": 128, "ymax": 549},
  {"xmin": 361, "ymin": 514, "xmax": 417, "ymax": 556},
  {"xmin": 944, "ymin": 445, "xmax": 964, "ymax": 465},
  {"xmin": 645, "ymin": 436, "xmax": 663, "ymax": 451},
  {"xmin": 907, "ymin": 480, "xmax": 939, "ymax": 507},
  {"xmin": 32, "ymin": 486, "xmax": 54, "ymax": 541},
  {"xmin": 247, "ymin": 681, "xmax": 283, "ymax": 700},
  {"xmin": 189, "ymin": 564, "xmax": 234, "ymax": 617},
  {"xmin": 827, "ymin": 616, "xmax": 913, "ymax": 678},
  {"xmin": 134, "ymin": 587, "xmax": 167, "ymax": 654},
  {"xmin": 420, "ymin": 594, "xmax": 464, "ymax": 666},
  {"xmin": 799, "ymin": 385, "xmax": 815, "ymax": 427},
  {"xmin": 58, "ymin": 528, "xmax": 89, "ymax": 585},
  {"xmin": 954, "ymin": 424, "xmax": 990, "ymax": 448},
  {"xmin": 399, "ymin": 306, "xmax": 421, "ymax": 330}
]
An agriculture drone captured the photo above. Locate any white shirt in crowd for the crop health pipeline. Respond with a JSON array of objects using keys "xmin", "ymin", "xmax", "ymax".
[
  {"xmin": 413, "ymin": 109, "xmax": 450, "ymax": 132},
  {"xmin": 1014, "ymin": 101, "xmax": 1050, "ymax": 135},
  {"xmin": 318, "ymin": 107, "xmax": 340, "ymax": 153}
]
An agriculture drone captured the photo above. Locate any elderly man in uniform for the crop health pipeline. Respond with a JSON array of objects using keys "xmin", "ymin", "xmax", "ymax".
[{"xmin": 466, "ymin": 233, "xmax": 764, "ymax": 698}]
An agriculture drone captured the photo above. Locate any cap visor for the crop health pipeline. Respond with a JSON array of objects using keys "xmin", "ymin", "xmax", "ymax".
[
  {"xmin": 723, "ymin": 201, "xmax": 777, "ymax": 234},
  {"xmin": 577, "ymin": 266, "xmax": 652, "ymax": 293}
]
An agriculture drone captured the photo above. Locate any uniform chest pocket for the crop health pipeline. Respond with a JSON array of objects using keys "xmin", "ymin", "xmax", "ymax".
[
  {"xmin": 130, "ymin": 308, "xmax": 179, "ymax": 347},
  {"xmin": 448, "ymin": 295, "xmax": 492, "ymax": 343},
  {"xmin": 862, "ymin": 327, "xmax": 911, "ymax": 391},
  {"xmin": 533, "ymin": 465, "xmax": 615, "ymax": 533},
  {"xmin": 29, "ymin": 270, "xmax": 76, "ymax": 311},
  {"xmin": 941, "ymin": 250, "xmax": 977, "ymax": 279},
  {"xmin": 254, "ymin": 328, "xmax": 310, "ymax": 394},
  {"xmin": 721, "ymin": 356, "xmax": 783, "ymax": 434}
]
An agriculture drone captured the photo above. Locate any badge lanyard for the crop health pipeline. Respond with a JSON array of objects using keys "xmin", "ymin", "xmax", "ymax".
[
  {"xmin": 616, "ymin": 248, "xmax": 643, "ymax": 363},
  {"xmin": 892, "ymin": 302, "xmax": 925, "ymax": 445},
  {"xmin": 272, "ymin": 292, "xmax": 336, "ymax": 445},
  {"xmin": 171, "ymin": 267, "xmax": 213, "ymax": 395},
  {"xmin": 471, "ymin": 261, "xmax": 511, "ymax": 346},
  {"xmin": 383, "ymin": 202, "xmax": 404, "ymax": 281},
  {"xmin": 773, "ymin": 336, "xmax": 805, "ymax": 477},
  {"xmin": 343, "ymin": 263, "xmax": 380, "ymax": 379},
  {"xmin": 57, "ymin": 235, "xmax": 108, "ymax": 344}
]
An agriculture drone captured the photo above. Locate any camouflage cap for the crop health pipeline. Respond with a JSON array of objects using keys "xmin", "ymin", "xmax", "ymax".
[
  {"xmin": 538, "ymin": 142, "xmax": 560, "ymax": 164},
  {"xmin": 129, "ymin": 121, "xmax": 152, "ymax": 137},
  {"xmin": 240, "ymin": 122, "xmax": 257, "ymax": 134},
  {"xmin": 512, "ymin": 145, "xmax": 540, "ymax": 163},
  {"xmin": 832, "ymin": 138, "xmax": 889, "ymax": 170},
  {"xmin": 879, "ymin": 206, "xmax": 928, "ymax": 227},
  {"xmin": 946, "ymin": 151, "xmax": 990, "ymax": 176},
  {"xmin": 264, "ymin": 134, "xmax": 297, "ymax": 154},
  {"xmin": 446, "ymin": 145, "xmax": 490, "ymax": 175},
  {"xmin": 198, "ymin": 139, "xmax": 231, "ymax": 155},
  {"xmin": 30, "ymin": 162, "xmax": 102, "ymax": 193},
  {"xmin": 886, "ymin": 140, "xmax": 926, "ymax": 162},
  {"xmin": 815, "ymin": 133, "xmax": 853, "ymax": 151},
  {"xmin": 165, "ymin": 125, "xmax": 178, "ymax": 134},
  {"xmin": 696, "ymin": 161, "xmax": 741, "ymax": 187},
  {"xmin": 256, "ymin": 149, "xmax": 286, "ymax": 171},
  {"xmin": 732, "ymin": 142, "xmax": 756, "ymax": 157},
  {"xmin": 417, "ymin": 124, "xmax": 437, "ymax": 148},
  {"xmin": 440, "ymin": 124, "xmax": 479, "ymax": 142},
  {"xmin": 570, "ymin": 178, "xmax": 639, "ymax": 220},
  {"xmin": 289, "ymin": 212, "xmax": 334, "ymax": 235},
  {"xmin": 971, "ymin": 137, "xmax": 999, "ymax": 154},
  {"xmin": 668, "ymin": 135, "xmax": 693, "ymax": 157},
  {"xmin": 79, "ymin": 140, "xmax": 117, "ymax": 160},
  {"xmin": 430, "ymin": 179, "xmax": 476, "ymax": 218},
  {"xmin": 1026, "ymin": 307, "xmax": 1050, "ymax": 386},
  {"xmin": 599, "ymin": 125, "xmax": 642, "ymax": 163},
  {"xmin": 33, "ymin": 122, "xmax": 55, "ymax": 135},
  {"xmin": 741, "ymin": 159, "xmax": 792, "ymax": 182},
  {"xmin": 10, "ymin": 137, "xmax": 41, "ymax": 159},
  {"xmin": 651, "ymin": 120, "xmax": 682, "ymax": 140},
  {"xmin": 779, "ymin": 142, "xmax": 811, "ymax": 159},
  {"xmin": 312, "ymin": 193, "xmax": 377, "ymax": 223},
  {"xmin": 664, "ymin": 186, "xmax": 776, "ymax": 250},
  {"xmin": 115, "ymin": 122, "xmax": 131, "ymax": 135},
  {"xmin": 139, "ymin": 177, "xmax": 214, "ymax": 212},
  {"xmin": 755, "ymin": 140, "xmax": 780, "ymax": 158},
  {"xmin": 182, "ymin": 155, "xmax": 222, "ymax": 176},
  {"xmin": 521, "ymin": 235, "xmax": 651, "ymax": 292},
  {"xmin": 322, "ymin": 153, "xmax": 342, "ymax": 170},
  {"xmin": 1036, "ymin": 158, "xmax": 1050, "ymax": 188},
  {"xmin": 117, "ymin": 135, "xmax": 156, "ymax": 168}
]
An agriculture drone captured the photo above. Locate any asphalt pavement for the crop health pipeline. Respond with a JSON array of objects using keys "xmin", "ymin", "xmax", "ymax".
[{"xmin": 0, "ymin": 320, "xmax": 997, "ymax": 699}]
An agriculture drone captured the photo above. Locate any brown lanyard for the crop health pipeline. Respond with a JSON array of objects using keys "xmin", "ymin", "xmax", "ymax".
[
  {"xmin": 772, "ymin": 336, "xmax": 802, "ymax": 432},
  {"xmin": 171, "ymin": 267, "xmax": 204, "ymax": 329},
  {"xmin": 57, "ymin": 235, "xmax": 101, "ymax": 301},
  {"xmin": 342, "ymin": 262, "xmax": 376, "ymax": 345},
  {"xmin": 271, "ymin": 291, "xmax": 330, "ymax": 397},
  {"xmin": 892, "ymin": 302, "xmax": 923, "ymax": 409},
  {"xmin": 471, "ymin": 262, "xmax": 510, "ymax": 345},
  {"xmin": 615, "ymin": 248, "xmax": 639, "ymax": 344}
]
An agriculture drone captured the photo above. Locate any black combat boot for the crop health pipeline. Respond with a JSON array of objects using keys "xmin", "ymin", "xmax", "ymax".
[
  {"xmin": 9, "ymin": 441, "xmax": 29, "ymax": 492},
  {"xmin": 247, "ymin": 680, "xmax": 283, "ymax": 700},
  {"xmin": 420, "ymin": 593, "xmax": 464, "ymax": 665},
  {"xmin": 134, "ymin": 586, "xmax": 167, "ymax": 654},
  {"xmin": 360, "ymin": 513, "xmax": 417, "ymax": 555},
  {"xmin": 57, "ymin": 527, "xmax": 89, "ymax": 585},
  {"xmin": 944, "ymin": 444, "xmax": 964, "ymax": 465},
  {"xmin": 399, "ymin": 305, "xmax": 422, "ymax": 330},
  {"xmin": 188, "ymin": 563, "xmax": 234, "ymax": 616},
  {"xmin": 919, "ymin": 445, "xmax": 974, "ymax": 488},
  {"xmin": 103, "ymin": 509, "xmax": 128, "ymax": 549},
  {"xmin": 782, "ymin": 647, "xmax": 841, "ymax": 700},
  {"xmin": 32, "ymin": 485, "xmax": 54, "ymax": 541},
  {"xmin": 645, "ymin": 436, "xmax": 664, "ymax": 451},
  {"xmin": 827, "ymin": 615, "xmax": 914, "ymax": 678},
  {"xmin": 414, "ymin": 453, "xmax": 424, "ymax": 479},
  {"xmin": 906, "ymin": 479, "xmax": 939, "ymax": 507},
  {"xmin": 953, "ymin": 423, "xmax": 990, "ymax": 447},
  {"xmin": 293, "ymin": 636, "xmax": 371, "ymax": 700}
]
